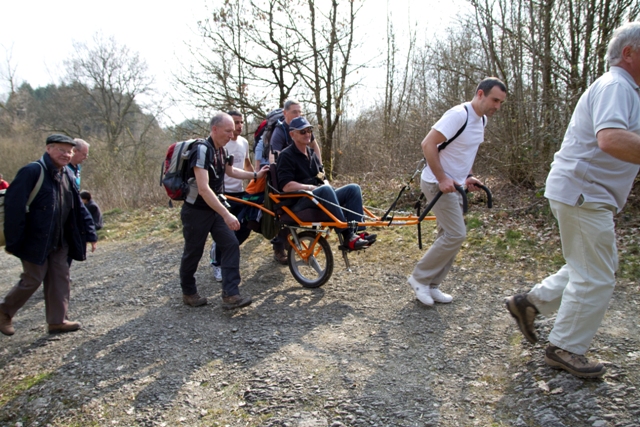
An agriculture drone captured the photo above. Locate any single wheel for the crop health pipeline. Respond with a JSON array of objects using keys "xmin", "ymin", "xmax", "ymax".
[{"xmin": 287, "ymin": 231, "xmax": 334, "ymax": 288}]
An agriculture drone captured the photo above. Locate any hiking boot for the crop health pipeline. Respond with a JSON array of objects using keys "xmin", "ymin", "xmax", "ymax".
[
  {"xmin": 430, "ymin": 287, "xmax": 453, "ymax": 303},
  {"xmin": 408, "ymin": 276, "xmax": 433, "ymax": 306},
  {"xmin": 183, "ymin": 293, "xmax": 207, "ymax": 307},
  {"xmin": 48, "ymin": 321, "xmax": 81, "ymax": 334},
  {"xmin": 274, "ymin": 248, "xmax": 288, "ymax": 265},
  {"xmin": 505, "ymin": 293, "xmax": 539, "ymax": 344},
  {"xmin": 222, "ymin": 294, "xmax": 252, "ymax": 310},
  {"xmin": 544, "ymin": 345, "xmax": 606, "ymax": 378},
  {"xmin": 212, "ymin": 265, "xmax": 222, "ymax": 282},
  {"xmin": 0, "ymin": 311, "xmax": 15, "ymax": 336}
]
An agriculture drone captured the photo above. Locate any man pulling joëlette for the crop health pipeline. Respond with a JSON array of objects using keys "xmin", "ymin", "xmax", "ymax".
[{"xmin": 408, "ymin": 78, "xmax": 507, "ymax": 306}]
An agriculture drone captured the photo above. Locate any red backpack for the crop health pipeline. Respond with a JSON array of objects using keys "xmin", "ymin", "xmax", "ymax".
[{"xmin": 160, "ymin": 139, "xmax": 205, "ymax": 200}]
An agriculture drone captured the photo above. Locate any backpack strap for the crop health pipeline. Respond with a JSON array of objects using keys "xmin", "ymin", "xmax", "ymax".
[
  {"xmin": 437, "ymin": 105, "xmax": 487, "ymax": 152},
  {"xmin": 26, "ymin": 161, "xmax": 45, "ymax": 213},
  {"xmin": 438, "ymin": 105, "xmax": 469, "ymax": 152}
]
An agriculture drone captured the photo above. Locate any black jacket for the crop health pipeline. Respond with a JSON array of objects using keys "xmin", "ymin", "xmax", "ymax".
[{"xmin": 4, "ymin": 152, "xmax": 97, "ymax": 265}]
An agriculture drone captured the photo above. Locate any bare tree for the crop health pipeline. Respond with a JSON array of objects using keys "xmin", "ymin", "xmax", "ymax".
[
  {"xmin": 291, "ymin": 0, "xmax": 362, "ymax": 179},
  {"xmin": 64, "ymin": 33, "xmax": 156, "ymax": 153},
  {"xmin": 177, "ymin": 0, "xmax": 302, "ymax": 121}
]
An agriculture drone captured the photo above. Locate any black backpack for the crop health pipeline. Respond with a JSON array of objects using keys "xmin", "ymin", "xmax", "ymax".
[{"xmin": 255, "ymin": 108, "xmax": 284, "ymax": 161}]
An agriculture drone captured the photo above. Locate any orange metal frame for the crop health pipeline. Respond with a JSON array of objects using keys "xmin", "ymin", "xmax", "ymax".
[
  {"xmin": 226, "ymin": 191, "xmax": 436, "ymax": 230},
  {"xmin": 225, "ymin": 191, "xmax": 435, "ymax": 266}
]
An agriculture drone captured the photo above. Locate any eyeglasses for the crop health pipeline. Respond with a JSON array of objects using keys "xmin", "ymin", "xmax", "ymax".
[
  {"xmin": 54, "ymin": 147, "xmax": 74, "ymax": 156},
  {"xmin": 297, "ymin": 128, "xmax": 313, "ymax": 135}
]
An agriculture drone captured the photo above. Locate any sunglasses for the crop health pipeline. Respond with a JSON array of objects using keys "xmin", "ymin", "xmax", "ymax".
[{"xmin": 297, "ymin": 128, "xmax": 313, "ymax": 135}]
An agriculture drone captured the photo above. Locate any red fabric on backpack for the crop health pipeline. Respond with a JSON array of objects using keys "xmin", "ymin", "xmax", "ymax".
[{"xmin": 254, "ymin": 120, "xmax": 267, "ymax": 142}]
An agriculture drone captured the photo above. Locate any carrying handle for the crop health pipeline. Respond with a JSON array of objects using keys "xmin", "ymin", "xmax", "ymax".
[{"xmin": 417, "ymin": 185, "xmax": 468, "ymax": 223}]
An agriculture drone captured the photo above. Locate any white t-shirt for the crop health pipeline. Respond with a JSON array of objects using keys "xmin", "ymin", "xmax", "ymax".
[
  {"xmin": 421, "ymin": 102, "xmax": 486, "ymax": 184},
  {"xmin": 545, "ymin": 67, "xmax": 640, "ymax": 212},
  {"xmin": 224, "ymin": 136, "xmax": 250, "ymax": 193}
]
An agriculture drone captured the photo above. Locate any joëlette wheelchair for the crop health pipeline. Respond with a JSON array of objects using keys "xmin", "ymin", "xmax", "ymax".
[{"xmin": 226, "ymin": 161, "xmax": 492, "ymax": 289}]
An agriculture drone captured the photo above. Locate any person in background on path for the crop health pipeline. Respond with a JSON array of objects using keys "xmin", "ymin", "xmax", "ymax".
[
  {"xmin": 80, "ymin": 191, "xmax": 103, "ymax": 231},
  {"xmin": 179, "ymin": 112, "xmax": 268, "ymax": 310},
  {"xmin": 0, "ymin": 134, "xmax": 97, "ymax": 336},
  {"xmin": 408, "ymin": 77, "xmax": 506, "ymax": 306},
  {"xmin": 67, "ymin": 138, "xmax": 89, "ymax": 189},
  {"xmin": 210, "ymin": 110, "xmax": 255, "ymax": 283},
  {"xmin": 505, "ymin": 22, "xmax": 640, "ymax": 379},
  {"xmin": 0, "ymin": 173, "xmax": 8, "ymax": 190}
]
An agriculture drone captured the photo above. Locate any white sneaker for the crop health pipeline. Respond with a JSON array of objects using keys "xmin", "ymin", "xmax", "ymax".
[
  {"xmin": 430, "ymin": 287, "xmax": 453, "ymax": 303},
  {"xmin": 408, "ymin": 276, "xmax": 434, "ymax": 306},
  {"xmin": 212, "ymin": 265, "xmax": 222, "ymax": 282}
]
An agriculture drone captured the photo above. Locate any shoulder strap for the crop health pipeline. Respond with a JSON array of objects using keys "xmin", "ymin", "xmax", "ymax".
[
  {"xmin": 438, "ymin": 104, "xmax": 469, "ymax": 152},
  {"xmin": 26, "ymin": 161, "xmax": 44, "ymax": 213}
]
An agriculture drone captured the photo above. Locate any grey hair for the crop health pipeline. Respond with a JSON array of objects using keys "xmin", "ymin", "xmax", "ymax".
[
  {"xmin": 606, "ymin": 22, "xmax": 640, "ymax": 66},
  {"xmin": 209, "ymin": 111, "xmax": 231, "ymax": 128},
  {"xmin": 73, "ymin": 138, "xmax": 90, "ymax": 149},
  {"xmin": 284, "ymin": 99, "xmax": 300, "ymax": 111}
]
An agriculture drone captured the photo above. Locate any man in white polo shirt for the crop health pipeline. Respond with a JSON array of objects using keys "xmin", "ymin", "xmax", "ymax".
[
  {"xmin": 505, "ymin": 22, "xmax": 640, "ymax": 378},
  {"xmin": 209, "ymin": 110, "xmax": 254, "ymax": 282},
  {"xmin": 408, "ymin": 78, "xmax": 506, "ymax": 306}
]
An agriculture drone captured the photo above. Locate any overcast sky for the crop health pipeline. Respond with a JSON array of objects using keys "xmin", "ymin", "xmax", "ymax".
[{"xmin": 1, "ymin": 0, "xmax": 463, "ymax": 125}]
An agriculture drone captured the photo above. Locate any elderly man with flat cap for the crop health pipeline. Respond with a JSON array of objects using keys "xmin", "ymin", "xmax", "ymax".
[{"xmin": 0, "ymin": 134, "xmax": 98, "ymax": 336}]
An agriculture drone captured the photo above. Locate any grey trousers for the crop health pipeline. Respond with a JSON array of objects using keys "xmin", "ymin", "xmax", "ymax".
[
  {"xmin": 0, "ymin": 246, "xmax": 71, "ymax": 325},
  {"xmin": 410, "ymin": 181, "xmax": 466, "ymax": 287}
]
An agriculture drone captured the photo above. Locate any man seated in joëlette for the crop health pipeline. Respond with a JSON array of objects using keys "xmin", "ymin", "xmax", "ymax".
[{"xmin": 275, "ymin": 116, "xmax": 376, "ymax": 251}]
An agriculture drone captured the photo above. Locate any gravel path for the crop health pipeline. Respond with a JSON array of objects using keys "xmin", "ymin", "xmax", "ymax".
[{"xmin": 1, "ymin": 218, "xmax": 639, "ymax": 427}]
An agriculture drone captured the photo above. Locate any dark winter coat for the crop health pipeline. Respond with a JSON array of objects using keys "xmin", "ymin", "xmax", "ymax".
[{"xmin": 4, "ymin": 152, "xmax": 97, "ymax": 265}]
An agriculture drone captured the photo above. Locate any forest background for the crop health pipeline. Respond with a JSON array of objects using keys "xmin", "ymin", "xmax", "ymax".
[{"xmin": 1, "ymin": 0, "xmax": 639, "ymax": 212}]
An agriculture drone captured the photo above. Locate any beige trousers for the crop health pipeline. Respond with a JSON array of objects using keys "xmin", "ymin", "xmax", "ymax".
[
  {"xmin": 527, "ymin": 199, "xmax": 617, "ymax": 355},
  {"xmin": 410, "ymin": 181, "xmax": 466, "ymax": 287}
]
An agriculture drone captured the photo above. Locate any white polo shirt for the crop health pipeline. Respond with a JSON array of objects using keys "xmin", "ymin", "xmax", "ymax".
[
  {"xmin": 545, "ymin": 67, "xmax": 640, "ymax": 212},
  {"xmin": 223, "ymin": 136, "xmax": 250, "ymax": 193},
  {"xmin": 422, "ymin": 102, "xmax": 486, "ymax": 184}
]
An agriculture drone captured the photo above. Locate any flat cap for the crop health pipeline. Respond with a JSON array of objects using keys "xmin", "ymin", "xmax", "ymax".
[{"xmin": 46, "ymin": 134, "xmax": 76, "ymax": 146}]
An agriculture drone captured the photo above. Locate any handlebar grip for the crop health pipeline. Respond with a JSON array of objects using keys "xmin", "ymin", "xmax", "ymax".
[{"xmin": 477, "ymin": 184, "xmax": 493, "ymax": 208}]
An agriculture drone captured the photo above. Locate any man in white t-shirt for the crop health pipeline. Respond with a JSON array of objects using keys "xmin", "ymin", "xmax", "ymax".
[
  {"xmin": 408, "ymin": 78, "xmax": 506, "ymax": 306},
  {"xmin": 506, "ymin": 23, "xmax": 640, "ymax": 379},
  {"xmin": 210, "ymin": 110, "xmax": 255, "ymax": 282}
]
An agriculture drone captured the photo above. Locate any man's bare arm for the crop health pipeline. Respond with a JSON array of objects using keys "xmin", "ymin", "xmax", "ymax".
[
  {"xmin": 597, "ymin": 128, "xmax": 640, "ymax": 164},
  {"xmin": 193, "ymin": 166, "xmax": 239, "ymax": 230},
  {"xmin": 421, "ymin": 129, "xmax": 457, "ymax": 193}
]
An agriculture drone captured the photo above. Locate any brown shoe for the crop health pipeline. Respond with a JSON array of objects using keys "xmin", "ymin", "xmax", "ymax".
[
  {"xmin": 505, "ymin": 293, "xmax": 539, "ymax": 344},
  {"xmin": 544, "ymin": 345, "xmax": 606, "ymax": 378},
  {"xmin": 48, "ymin": 321, "xmax": 81, "ymax": 334},
  {"xmin": 273, "ymin": 248, "xmax": 288, "ymax": 265},
  {"xmin": 0, "ymin": 311, "xmax": 15, "ymax": 336},
  {"xmin": 222, "ymin": 294, "xmax": 252, "ymax": 310},
  {"xmin": 183, "ymin": 293, "xmax": 207, "ymax": 307}
]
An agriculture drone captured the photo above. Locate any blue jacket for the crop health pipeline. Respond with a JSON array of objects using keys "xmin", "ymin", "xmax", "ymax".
[{"xmin": 4, "ymin": 152, "xmax": 97, "ymax": 265}]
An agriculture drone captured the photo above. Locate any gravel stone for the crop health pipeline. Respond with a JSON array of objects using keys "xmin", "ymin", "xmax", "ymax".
[{"xmin": 1, "ymin": 229, "xmax": 639, "ymax": 426}]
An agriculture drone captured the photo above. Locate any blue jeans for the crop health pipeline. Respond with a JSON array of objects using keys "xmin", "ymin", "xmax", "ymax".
[{"xmin": 293, "ymin": 183, "xmax": 364, "ymax": 231}]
